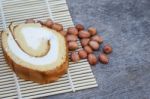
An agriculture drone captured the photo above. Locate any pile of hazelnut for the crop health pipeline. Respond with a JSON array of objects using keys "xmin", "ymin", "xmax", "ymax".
[
  {"xmin": 67, "ymin": 24, "xmax": 112, "ymax": 65},
  {"xmin": 26, "ymin": 18, "xmax": 112, "ymax": 65}
]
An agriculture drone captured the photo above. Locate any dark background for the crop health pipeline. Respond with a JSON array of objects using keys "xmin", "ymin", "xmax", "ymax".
[{"xmin": 45, "ymin": 0, "xmax": 150, "ymax": 99}]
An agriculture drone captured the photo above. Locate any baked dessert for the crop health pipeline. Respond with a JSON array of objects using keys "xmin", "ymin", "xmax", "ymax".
[{"xmin": 1, "ymin": 22, "xmax": 68, "ymax": 84}]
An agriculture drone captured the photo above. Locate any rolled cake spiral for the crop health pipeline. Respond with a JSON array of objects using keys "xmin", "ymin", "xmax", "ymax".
[{"xmin": 1, "ymin": 22, "xmax": 68, "ymax": 84}]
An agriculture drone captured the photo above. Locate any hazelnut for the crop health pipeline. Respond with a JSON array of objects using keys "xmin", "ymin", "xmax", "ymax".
[
  {"xmin": 75, "ymin": 24, "xmax": 85, "ymax": 31},
  {"xmin": 66, "ymin": 35, "xmax": 78, "ymax": 42},
  {"xmin": 45, "ymin": 19, "xmax": 53, "ymax": 28},
  {"xmin": 52, "ymin": 23, "xmax": 63, "ymax": 31},
  {"xmin": 91, "ymin": 35, "xmax": 103, "ymax": 44},
  {"xmin": 81, "ymin": 38, "xmax": 90, "ymax": 47},
  {"xmin": 89, "ymin": 40, "xmax": 99, "ymax": 50},
  {"xmin": 71, "ymin": 52, "xmax": 80, "ymax": 62},
  {"xmin": 60, "ymin": 30, "xmax": 67, "ymax": 36},
  {"xmin": 84, "ymin": 46, "xmax": 93, "ymax": 54},
  {"xmin": 88, "ymin": 54, "xmax": 97, "ymax": 65},
  {"xmin": 67, "ymin": 27, "xmax": 78, "ymax": 35},
  {"xmin": 25, "ymin": 18, "xmax": 35, "ymax": 23},
  {"xmin": 88, "ymin": 27, "xmax": 97, "ymax": 36},
  {"xmin": 103, "ymin": 44, "xmax": 112, "ymax": 54},
  {"xmin": 78, "ymin": 50, "xmax": 88, "ymax": 59},
  {"xmin": 79, "ymin": 30, "xmax": 91, "ymax": 38},
  {"xmin": 68, "ymin": 41, "xmax": 78, "ymax": 51},
  {"xmin": 99, "ymin": 53, "xmax": 109, "ymax": 64}
]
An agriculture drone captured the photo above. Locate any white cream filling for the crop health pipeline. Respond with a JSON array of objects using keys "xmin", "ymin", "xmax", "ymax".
[
  {"xmin": 21, "ymin": 27, "xmax": 51, "ymax": 50},
  {"xmin": 7, "ymin": 27, "xmax": 59, "ymax": 65}
]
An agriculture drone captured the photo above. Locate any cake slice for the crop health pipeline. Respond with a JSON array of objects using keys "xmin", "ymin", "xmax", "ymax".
[{"xmin": 1, "ymin": 22, "xmax": 68, "ymax": 84}]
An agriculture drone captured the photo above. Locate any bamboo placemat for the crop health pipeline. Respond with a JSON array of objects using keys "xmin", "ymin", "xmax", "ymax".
[{"xmin": 0, "ymin": 0, "xmax": 98, "ymax": 98}]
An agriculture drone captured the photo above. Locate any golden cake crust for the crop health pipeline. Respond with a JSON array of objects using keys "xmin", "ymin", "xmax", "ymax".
[{"xmin": 2, "ymin": 48, "xmax": 68, "ymax": 84}]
